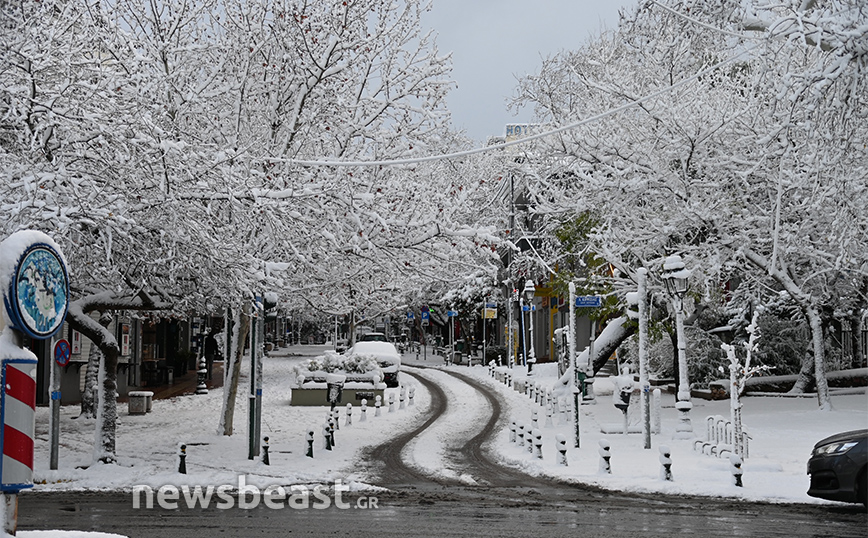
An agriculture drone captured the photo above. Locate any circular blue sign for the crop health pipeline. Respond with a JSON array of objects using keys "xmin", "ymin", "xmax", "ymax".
[{"xmin": 4, "ymin": 243, "xmax": 69, "ymax": 340}]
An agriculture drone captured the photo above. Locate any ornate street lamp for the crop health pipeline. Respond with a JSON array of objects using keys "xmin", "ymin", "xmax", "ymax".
[
  {"xmin": 662, "ymin": 255, "xmax": 693, "ymax": 438},
  {"xmin": 523, "ymin": 279, "xmax": 537, "ymax": 376}
]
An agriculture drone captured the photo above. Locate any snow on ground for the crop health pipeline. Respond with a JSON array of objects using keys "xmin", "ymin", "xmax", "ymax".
[
  {"xmin": 428, "ymin": 359, "xmax": 867, "ymax": 505},
  {"xmin": 31, "ymin": 346, "xmax": 431, "ymax": 494},
  {"xmin": 19, "ymin": 345, "xmax": 868, "ymax": 536}
]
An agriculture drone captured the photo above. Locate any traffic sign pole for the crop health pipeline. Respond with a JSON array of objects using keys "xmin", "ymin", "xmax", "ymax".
[{"xmin": 49, "ymin": 339, "xmax": 70, "ymax": 470}]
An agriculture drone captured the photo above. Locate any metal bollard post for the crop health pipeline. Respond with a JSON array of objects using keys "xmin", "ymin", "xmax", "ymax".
[
  {"xmin": 556, "ymin": 434, "xmax": 568, "ymax": 466},
  {"xmin": 533, "ymin": 429, "xmax": 543, "ymax": 459},
  {"xmin": 652, "ymin": 388, "xmax": 662, "ymax": 434},
  {"xmin": 531, "ymin": 409, "xmax": 539, "ymax": 430},
  {"xmin": 323, "ymin": 423, "xmax": 332, "ymax": 451},
  {"xmin": 388, "ymin": 393, "xmax": 395, "ymax": 413},
  {"xmin": 262, "ymin": 436, "xmax": 270, "ymax": 465},
  {"xmin": 331, "ymin": 408, "xmax": 340, "ymax": 431},
  {"xmin": 598, "ymin": 439, "xmax": 611, "ymax": 474},
  {"xmin": 659, "ymin": 445, "xmax": 672, "ymax": 481},
  {"xmin": 408, "ymin": 386, "xmax": 415, "ymax": 406},
  {"xmin": 360, "ymin": 399, "xmax": 368, "ymax": 422},
  {"xmin": 327, "ymin": 416, "xmax": 336, "ymax": 448},
  {"xmin": 306, "ymin": 429, "xmax": 315, "ymax": 458},
  {"xmin": 178, "ymin": 444, "xmax": 187, "ymax": 474},
  {"xmin": 506, "ymin": 371, "xmax": 512, "ymax": 388},
  {"xmin": 509, "ymin": 420, "xmax": 517, "ymax": 443},
  {"xmin": 517, "ymin": 423, "xmax": 526, "ymax": 447},
  {"xmin": 375, "ymin": 395, "xmax": 382, "ymax": 417},
  {"xmin": 399, "ymin": 387, "xmax": 406, "ymax": 410},
  {"xmin": 730, "ymin": 454, "xmax": 744, "ymax": 487},
  {"xmin": 545, "ymin": 401, "xmax": 554, "ymax": 428},
  {"xmin": 346, "ymin": 403, "xmax": 353, "ymax": 426}
]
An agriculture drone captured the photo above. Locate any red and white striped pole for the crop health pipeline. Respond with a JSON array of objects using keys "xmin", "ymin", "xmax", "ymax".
[
  {"xmin": 1, "ymin": 231, "xmax": 70, "ymax": 534},
  {"xmin": 1, "ymin": 358, "xmax": 38, "ymax": 491}
]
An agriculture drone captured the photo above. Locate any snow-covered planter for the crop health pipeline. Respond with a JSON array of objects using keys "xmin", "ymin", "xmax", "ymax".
[{"xmin": 290, "ymin": 351, "xmax": 386, "ymax": 406}]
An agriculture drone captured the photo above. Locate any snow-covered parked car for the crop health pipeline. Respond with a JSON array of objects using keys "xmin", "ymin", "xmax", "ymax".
[{"xmin": 346, "ymin": 341, "xmax": 401, "ymax": 388}]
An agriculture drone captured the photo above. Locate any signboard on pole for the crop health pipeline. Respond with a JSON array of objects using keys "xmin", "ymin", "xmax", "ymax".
[
  {"xmin": 421, "ymin": 311, "xmax": 429, "ymax": 326},
  {"xmin": 53, "ymin": 339, "xmax": 71, "ymax": 367},
  {"xmin": 0, "ymin": 231, "xmax": 69, "ymax": 496},
  {"xmin": 574, "ymin": 295, "xmax": 602, "ymax": 308},
  {"xmin": 447, "ymin": 310, "xmax": 458, "ymax": 317}
]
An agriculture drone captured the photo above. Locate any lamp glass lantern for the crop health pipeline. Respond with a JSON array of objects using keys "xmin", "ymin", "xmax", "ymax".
[
  {"xmin": 662, "ymin": 255, "xmax": 690, "ymax": 300},
  {"xmin": 523, "ymin": 279, "xmax": 535, "ymax": 301}
]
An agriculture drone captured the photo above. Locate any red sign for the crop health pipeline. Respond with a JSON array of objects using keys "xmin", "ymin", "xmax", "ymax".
[{"xmin": 54, "ymin": 339, "xmax": 71, "ymax": 367}]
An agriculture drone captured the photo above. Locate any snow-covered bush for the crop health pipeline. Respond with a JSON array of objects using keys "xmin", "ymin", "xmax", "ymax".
[{"xmin": 294, "ymin": 351, "xmax": 380, "ymax": 379}]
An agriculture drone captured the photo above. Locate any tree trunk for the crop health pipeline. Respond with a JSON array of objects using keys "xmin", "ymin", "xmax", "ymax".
[
  {"xmin": 851, "ymin": 313, "xmax": 864, "ymax": 369},
  {"xmin": 807, "ymin": 305, "xmax": 832, "ymax": 410},
  {"xmin": 79, "ymin": 342, "xmax": 101, "ymax": 419},
  {"xmin": 218, "ymin": 304, "xmax": 250, "ymax": 436},
  {"xmin": 789, "ymin": 351, "xmax": 815, "ymax": 393},
  {"xmin": 79, "ymin": 312, "xmax": 113, "ymax": 419}
]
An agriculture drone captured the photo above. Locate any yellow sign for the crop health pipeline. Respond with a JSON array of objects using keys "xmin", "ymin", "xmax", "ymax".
[{"xmin": 482, "ymin": 308, "xmax": 497, "ymax": 319}]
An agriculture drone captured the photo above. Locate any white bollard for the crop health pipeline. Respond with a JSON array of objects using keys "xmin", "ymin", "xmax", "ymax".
[
  {"xmin": 652, "ymin": 388, "xmax": 662, "ymax": 434},
  {"xmin": 388, "ymin": 393, "xmax": 395, "ymax": 413},
  {"xmin": 544, "ymin": 401, "xmax": 554, "ymax": 428},
  {"xmin": 556, "ymin": 434, "xmax": 568, "ymax": 466},
  {"xmin": 345, "ymin": 403, "xmax": 353, "ymax": 426},
  {"xmin": 332, "ymin": 408, "xmax": 340, "ymax": 430},
  {"xmin": 408, "ymin": 387, "xmax": 415, "ymax": 406},
  {"xmin": 360, "ymin": 399, "xmax": 368, "ymax": 422},
  {"xmin": 517, "ymin": 423, "xmax": 526, "ymax": 447},
  {"xmin": 598, "ymin": 439, "xmax": 611, "ymax": 474},
  {"xmin": 509, "ymin": 420, "xmax": 517, "ymax": 443},
  {"xmin": 375, "ymin": 395, "xmax": 382, "ymax": 417},
  {"xmin": 730, "ymin": 454, "xmax": 744, "ymax": 487},
  {"xmin": 533, "ymin": 429, "xmax": 543, "ymax": 459},
  {"xmin": 659, "ymin": 445, "xmax": 672, "ymax": 481},
  {"xmin": 531, "ymin": 409, "xmax": 539, "ymax": 430},
  {"xmin": 399, "ymin": 386, "xmax": 406, "ymax": 410}
]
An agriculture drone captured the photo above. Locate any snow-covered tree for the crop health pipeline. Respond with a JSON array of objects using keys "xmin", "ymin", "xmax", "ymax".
[
  {"xmin": 1, "ymin": 0, "xmax": 502, "ymax": 457},
  {"xmin": 510, "ymin": 0, "xmax": 868, "ymax": 410}
]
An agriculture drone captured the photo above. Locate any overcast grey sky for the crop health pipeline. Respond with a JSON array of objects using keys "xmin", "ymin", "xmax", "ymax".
[{"xmin": 422, "ymin": 0, "xmax": 636, "ymax": 142}]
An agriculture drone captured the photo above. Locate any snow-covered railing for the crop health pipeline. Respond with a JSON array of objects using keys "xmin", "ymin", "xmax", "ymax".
[{"xmin": 693, "ymin": 415, "xmax": 751, "ymax": 459}]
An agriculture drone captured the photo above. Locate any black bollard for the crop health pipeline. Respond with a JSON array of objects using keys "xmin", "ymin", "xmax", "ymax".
[
  {"xmin": 178, "ymin": 444, "xmax": 187, "ymax": 474},
  {"xmin": 306, "ymin": 429, "xmax": 315, "ymax": 458},
  {"xmin": 262, "ymin": 436, "xmax": 270, "ymax": 465}
]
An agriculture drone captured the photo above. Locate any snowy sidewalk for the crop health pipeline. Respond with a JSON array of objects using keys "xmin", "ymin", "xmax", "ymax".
[{"xmin": 430, "ymin": 359, "xmax": 867, "ymax": 505}]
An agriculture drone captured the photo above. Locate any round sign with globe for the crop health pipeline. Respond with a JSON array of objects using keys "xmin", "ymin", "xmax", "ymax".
[{"xmin": 4, "ymin": 243, "xmax": 69, "ymax": 340}]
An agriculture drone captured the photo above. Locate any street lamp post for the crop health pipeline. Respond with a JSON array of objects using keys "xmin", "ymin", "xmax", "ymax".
[
  {"xmin": 662, "ymin": 255, "xmax": 693, "ymax": 439},
  {"xmin": 523, "ymin": 279, "xmax": 536, "ymax": 376}
]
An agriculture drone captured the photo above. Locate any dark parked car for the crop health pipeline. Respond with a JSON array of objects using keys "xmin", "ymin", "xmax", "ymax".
[
  {"xmin": 359, "ymin": 332, "xmax": 388, "ymax": 342},
  {"xmin": 807, "ymin": 429, "xmax": 867, "ymax": 506}
]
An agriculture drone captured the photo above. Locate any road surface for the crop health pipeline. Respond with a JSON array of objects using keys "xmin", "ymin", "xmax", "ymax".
[{"xmin": 18, "ymin": 359, "xmax": 867, "ymax": 537}]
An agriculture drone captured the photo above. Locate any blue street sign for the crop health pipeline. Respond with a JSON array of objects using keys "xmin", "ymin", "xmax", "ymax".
[
  {"xmin": 447, "ymin": 310, "xmax": 458, "ymax": 317},
  {"xmin": 521, "ymin": 305, "xmax": 536, "ymax": 312},
  {"xmin": 485, "ymin": 302, "xmax": 497, "ymax": 308},
  {"xmin": 575, "ymin": 295, "xmax": 602, "ymax": 308},
  {"xmin": 407, "ymin": 312, "xmax": 414, "ymax": 320},
  {"xmin": 421, "ymin": 312, "xmax": 429, "ymax": 320}
]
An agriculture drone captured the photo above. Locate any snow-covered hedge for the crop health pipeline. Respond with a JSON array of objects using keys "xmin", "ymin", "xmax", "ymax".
[{"xmin": 292, "ymin": 351, "xmax": 383, "ymax": 388}]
